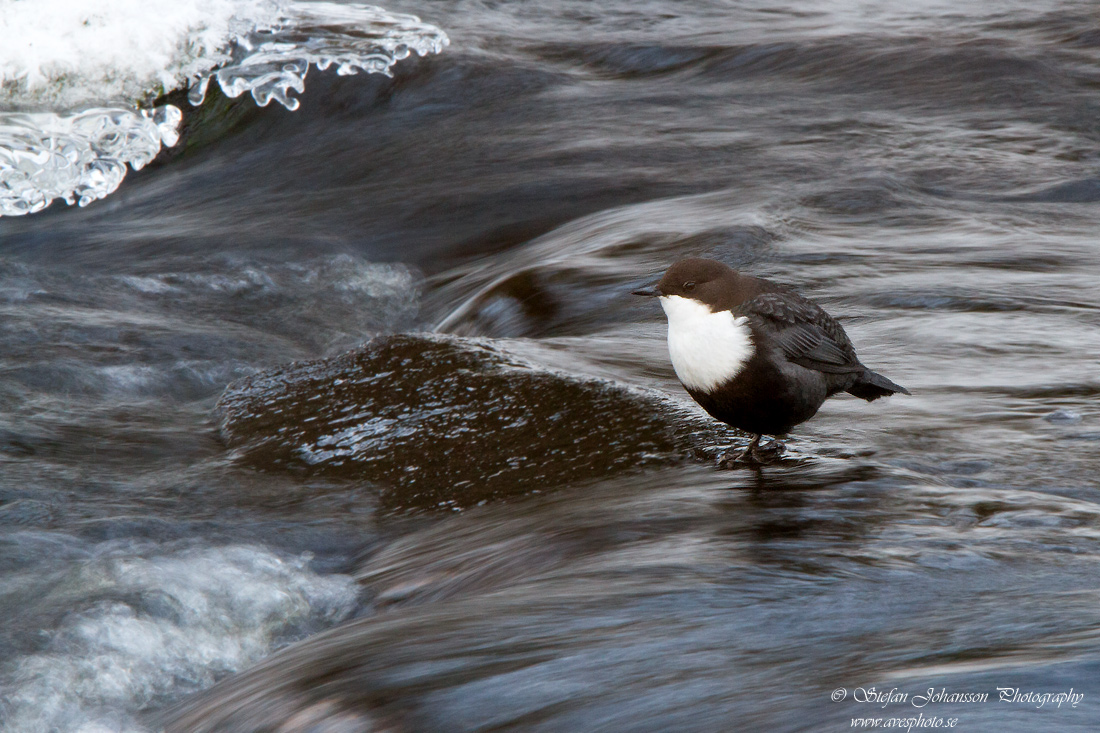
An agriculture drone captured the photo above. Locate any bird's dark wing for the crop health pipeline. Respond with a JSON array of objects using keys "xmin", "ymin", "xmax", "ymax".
[{"xmin": 738, "ymin": 292, "xmax": 864, "ymax": 374}]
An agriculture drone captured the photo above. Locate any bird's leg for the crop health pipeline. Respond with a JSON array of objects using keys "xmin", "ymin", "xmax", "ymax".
[
  {"xmin": 719, "ymin": 434, "xmax": 762, "ymax": 468},
  {"xmin": 718, "ymin": 435, "xmax": 789, "ymax": 468},
  {"xmin": 741, "ymin": 434, "xmax": 762, "ymax": 462},
  {"xmin": 752, "ymin": 436, "xmax": 786, "ymax": 461}
]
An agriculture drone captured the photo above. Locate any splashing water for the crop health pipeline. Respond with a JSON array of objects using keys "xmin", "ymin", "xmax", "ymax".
[{"xmin": 0, "ymin": 542, "xmax": 359, "ymax": 733}]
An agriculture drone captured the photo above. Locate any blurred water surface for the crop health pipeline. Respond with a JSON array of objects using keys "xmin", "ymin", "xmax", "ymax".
[{"xmin": 2, "ymin": 0, "xmax": 1100, "ymax": 730}]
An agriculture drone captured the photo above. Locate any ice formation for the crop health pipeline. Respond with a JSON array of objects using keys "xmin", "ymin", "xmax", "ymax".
[{"xmin": 0, "ymin": 1, "xmax": 449, "ymax": 217}]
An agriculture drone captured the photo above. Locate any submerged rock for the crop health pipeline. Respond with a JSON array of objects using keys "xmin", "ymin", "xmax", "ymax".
[{"xmin": 216, "ymin": 333, "xmax": 722, "ymax": 511}]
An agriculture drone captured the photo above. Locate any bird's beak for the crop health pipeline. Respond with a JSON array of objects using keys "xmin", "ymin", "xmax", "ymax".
[{"xmin": 632, "ymin": 284, "xmax": 661, "ymax": 297}]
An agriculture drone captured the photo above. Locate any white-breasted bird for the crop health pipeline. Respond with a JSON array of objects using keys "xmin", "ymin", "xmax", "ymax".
[{"xmin": 634, "ymin": 258, "xmax": 908, "ymax": 462}]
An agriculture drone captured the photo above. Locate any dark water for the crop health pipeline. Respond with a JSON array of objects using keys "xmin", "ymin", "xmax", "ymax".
[{"xmin": 3, "ymin": 1, "xmax": 1100, "ymax": 730}]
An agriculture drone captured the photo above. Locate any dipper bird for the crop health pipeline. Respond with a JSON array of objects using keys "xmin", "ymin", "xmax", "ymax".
[{"xmin": 634, "ymin": 258, "xmax": 908, "ymax": 463}]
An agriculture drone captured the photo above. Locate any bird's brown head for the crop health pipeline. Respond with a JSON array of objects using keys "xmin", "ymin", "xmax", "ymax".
[{"xmin": 633, "ymin": 258, "xmax": 750, "ymax": 311}]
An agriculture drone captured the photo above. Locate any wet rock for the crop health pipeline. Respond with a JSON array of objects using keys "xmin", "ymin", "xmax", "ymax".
[{"xmin": 216, "ymin": 333, "xmax": 721, "ymax": 512}]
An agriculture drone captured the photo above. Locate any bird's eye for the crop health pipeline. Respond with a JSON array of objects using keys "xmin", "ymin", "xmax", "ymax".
[{"xmin": 683, "ymin": 281, "xmax": 696, "ymax": 291}]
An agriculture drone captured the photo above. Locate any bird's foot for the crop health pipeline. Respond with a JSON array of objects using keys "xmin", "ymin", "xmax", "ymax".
[
  {"xmin": 718, "ymin": 437, "xmax": 786, "ymax": 468},
  {"xmin": 753, "ymin": 438, "xmax": 785, "ymax": 461}
]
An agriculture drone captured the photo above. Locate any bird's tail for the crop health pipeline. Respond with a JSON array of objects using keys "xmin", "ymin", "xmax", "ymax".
[{"xmin": 847, "ymin": 369, "xmax": 910, "ymax": 402}]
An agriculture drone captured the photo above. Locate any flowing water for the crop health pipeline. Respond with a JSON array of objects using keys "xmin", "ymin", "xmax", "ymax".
[{"xmin": 2, "ymin": 0, "xmax": 1100, "ymax": 730}]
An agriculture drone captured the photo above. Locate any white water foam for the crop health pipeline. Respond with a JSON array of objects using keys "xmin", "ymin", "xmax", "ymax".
[
  {"xmin": 0, "ymin": 543, "xmax": 359, "ymax": 733},
  {"xmin": 0, "ymin": 0, "xmax": 449, "ymax": 217}
]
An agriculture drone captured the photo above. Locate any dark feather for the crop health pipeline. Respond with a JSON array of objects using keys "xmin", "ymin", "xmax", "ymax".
[
  {"xmin": 738, "ymin": 292, "xmax": 864, "ymax": 374},
  {"xmin": 848, "ymin": 369, "xmax": 911, "ymax": 401}
]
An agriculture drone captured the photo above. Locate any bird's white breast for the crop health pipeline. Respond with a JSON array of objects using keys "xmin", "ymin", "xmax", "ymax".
[{"xmin": 660, "ymin": 295, "xmax": 755, "ymax": 392}]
